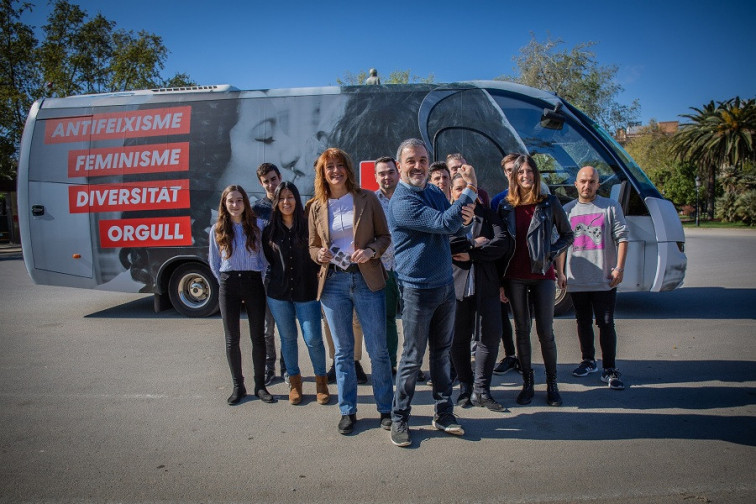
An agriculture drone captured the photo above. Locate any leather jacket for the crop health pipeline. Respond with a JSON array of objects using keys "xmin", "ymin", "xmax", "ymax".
[{"xmin": 497, "ymin": 194, "xmax": 574, "ymax": 277}]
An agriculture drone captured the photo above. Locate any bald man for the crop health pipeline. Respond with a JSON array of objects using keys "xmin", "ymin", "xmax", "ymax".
[{"xmin": 559, "ymin": 166, "xmax": 628, "ymax": 390}]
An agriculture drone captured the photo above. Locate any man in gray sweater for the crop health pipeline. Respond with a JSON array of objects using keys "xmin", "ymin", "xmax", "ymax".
[{"xmin": 560, "ymin": 166, "xmax": 628, "ymax": 390}]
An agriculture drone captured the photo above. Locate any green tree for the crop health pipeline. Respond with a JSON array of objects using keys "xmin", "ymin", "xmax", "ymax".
[
  {"xmin": 715, "ymin": 163, "xmax": 756, "ymax": 224},
  {"xmin": 500, "ymin": 34, "xmax": 639, "ymax": 134},
  {"xmin": 161, "ymin": 72, "xmax": 196, "ymax": 88},
  {"xmin": 336, "ymin": 70, "xmax": 368, "ymax": 85},
  {"xmin": 75, "ymin": 13, "xmax": 116, "ymax": 93},
  {"xmin": 672, "ymin": 97, "xmax": 756, "ymax": 218},
  {"xmin": 336, "ymin": 69, "xmax": 434, "ymax": 85},
  {"xmin": 110, "ymin": 29, "xmax": 167, "ymax": 91},
  {"xmin": 0, "ymin": 0, "xmax": 40, "ymax": 181},
  {"xmin": 624, "ymin": 122, "xmax": 697, "ymax": 207},
  {"xmin": 38, "ymin": 0, "xmax": 88, "ymax": 97},
  {"xmin": 1, "ymin": 0, "xmax": 194, "ymax": 182}
]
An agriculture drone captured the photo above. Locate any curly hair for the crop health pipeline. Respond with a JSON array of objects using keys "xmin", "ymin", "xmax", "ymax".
[{"xmin": 214, "ymin": 185, "xmax": 259, "ymax": 257}]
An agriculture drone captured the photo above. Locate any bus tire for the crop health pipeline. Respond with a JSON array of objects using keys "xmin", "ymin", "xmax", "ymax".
[
  {"xmin": 554, "ymin": 284, "xmax": 573, "ymax": 316},
  {"xmin": 168, "ymin": 263, "xmax": 219, "ymax": 317}
]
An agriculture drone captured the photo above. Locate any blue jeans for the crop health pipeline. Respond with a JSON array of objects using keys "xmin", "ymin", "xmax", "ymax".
[
  {"xmin": 392, "ymin": 281, "xmax": 456, "ymax": 423},
  {"xmin": 266, "ymin": 297, "xmax": 326, "ymax": 377},
  {"xmin": 320, "ymin": 270, "xmax": 394, "ymax": 416}
]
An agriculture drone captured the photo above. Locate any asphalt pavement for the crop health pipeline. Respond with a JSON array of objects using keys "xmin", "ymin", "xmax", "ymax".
[{"xmin": 0, "ymin": 228, "xmax": 754, "ymax": 503}]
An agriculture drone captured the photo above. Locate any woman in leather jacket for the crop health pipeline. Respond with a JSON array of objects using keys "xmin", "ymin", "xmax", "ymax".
[{"xmin": 497, "ymin": 155, "xmax": 574, "ymax": 407}]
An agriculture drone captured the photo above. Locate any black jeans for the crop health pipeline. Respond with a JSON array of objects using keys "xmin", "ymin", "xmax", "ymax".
[
  {"xmin": 451, "ymin": 295, "xmax": 501, "ymax": 394},
  {"xmin": 505, "ymin": 278, "xmax": 558, "ymax": 379},
  {"xmin": 500, "ymin": 301, "xmax": 516, "ymax": 357},
  {"xmin": 219, "ymin": 271, "xmax": 267, "ymax": 391},
  {"xmin": 570, "ymin": 289, "xmax": 618, "ymax": 369}
]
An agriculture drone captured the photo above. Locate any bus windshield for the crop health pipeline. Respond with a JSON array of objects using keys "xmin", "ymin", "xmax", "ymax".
[{"xmin": 488, "ymin": 91, "xmax": 660, "ymax": 202}]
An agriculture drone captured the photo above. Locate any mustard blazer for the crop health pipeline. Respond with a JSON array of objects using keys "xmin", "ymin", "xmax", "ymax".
[{"xmin": 308, "ymin": 189, "xmax": 391, "ymax": 299}]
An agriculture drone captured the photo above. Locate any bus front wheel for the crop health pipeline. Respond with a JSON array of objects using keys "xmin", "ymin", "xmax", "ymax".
[
  {"xmin": 168, "ymin": 263, "xmax": 219, "ymax": 317},
  {"xmin": 554, "ymin": 283, "xmax": 573, "ymax": 316}
]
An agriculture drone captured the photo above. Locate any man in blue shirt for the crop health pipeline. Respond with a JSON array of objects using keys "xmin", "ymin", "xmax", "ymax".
[{"xmin": 387, "ymin": 138, "xmax": 478, "ymax": 447}]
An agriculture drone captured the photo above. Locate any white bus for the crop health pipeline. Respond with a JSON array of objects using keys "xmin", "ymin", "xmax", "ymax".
[{"xmin": 17, "ymin": 81, "xmax": 686, "ymax": 316}]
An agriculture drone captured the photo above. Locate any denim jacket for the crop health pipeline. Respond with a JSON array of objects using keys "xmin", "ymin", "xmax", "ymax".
[{"xmin": 497, "ymin": 194, "xmax": 574, "ymax": 277}]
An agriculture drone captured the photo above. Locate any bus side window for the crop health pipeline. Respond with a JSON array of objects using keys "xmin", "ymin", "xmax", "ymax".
[
  {"xmin": 610, "ymin": 184, "xmax": 621, "ymax": 202},
  {"xmin": 626, "ymin": 187, "xmax": 650, "ymax": 216}
]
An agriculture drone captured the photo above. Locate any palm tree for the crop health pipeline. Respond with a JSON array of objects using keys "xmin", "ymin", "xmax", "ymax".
[{"xmin": 672, "ymin": 97, "xmax": 755, "ymax": 218}]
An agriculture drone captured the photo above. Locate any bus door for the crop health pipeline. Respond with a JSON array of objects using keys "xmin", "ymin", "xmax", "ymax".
[
  {"xmin": 419, "ymin": 87, "xmax": 527, "ymax": 196},
  {"xmin": 26, "ymin": 114, "xmax": 94, "ymax": 279}
]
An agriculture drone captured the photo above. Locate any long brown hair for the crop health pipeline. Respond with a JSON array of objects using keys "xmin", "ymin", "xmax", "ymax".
[
  {"xmin": 313, "ymin": 148, "xmax": 358, "ymax": 202},
  {"xmin": 266, "ymin": 181, "xmax": 307, "ymax": 251},
  {"xmin": 214, "ymin": 185, "xmax": 259, "ymax": 257},
  {"xmin": 506, "ymin": 155, "xmax": 546, "ymax": 207}
]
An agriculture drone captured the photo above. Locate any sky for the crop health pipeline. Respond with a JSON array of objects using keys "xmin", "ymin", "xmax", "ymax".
[{"xmin": 20, "ymin": 0, "xmax": 756, "ymax": 126}]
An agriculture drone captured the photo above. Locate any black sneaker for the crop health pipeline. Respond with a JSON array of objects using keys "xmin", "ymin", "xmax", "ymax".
[
  {"xmin": 471, "ymin": 391, "xmax": 505, "ymax": 412},
  {"xmin": 416, "ymin": 369, "xmax": 427, "ymax": 382},
  {"xmin": 456, "ymin": 391, "xmax": 472, "ymax": 408},
  {"xmin": 432, "ymin": 414, "xmax": 464, "ymax": 435},
  {"xmin": 572, "ymin": 359, "xmax": 598, "ymax": 377},
  {"xmin": 264, "ymin": 369, "xmax": 276, "ymax": 386},
  {"xmin": 601, "ymin": 368, "xmax": 625, "ymax": 390},
  {"xmin": 390, "ymin": 420, "xmax": 412, "ymax": 447},
  {"xmin": 355, "ymin": 361, "xmax": 368, "ymax": 384},
  {"xmin": 379, "ymin": 412, "xmax": 392, "ymax": 430},
  {"xmin": 338, "ymin": 414, "xmax": 357, "ymax": 435},
  {"xmin": 326, "ymin": 363, "xmax": 336, "ymax": 384},
  {"xmin": 493, "ymin": 356, "xmax": 519, "ymax": 375}
]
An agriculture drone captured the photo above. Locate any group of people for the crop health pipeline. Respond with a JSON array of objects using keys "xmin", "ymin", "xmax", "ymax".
[{"xmin": 209, "ymin": 137, "xmax": 629, "ymax": 447}]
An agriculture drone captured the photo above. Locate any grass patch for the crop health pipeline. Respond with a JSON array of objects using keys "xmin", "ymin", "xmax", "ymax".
[{"xmin": 680, "ymin": 218, "xmax": 751, "ymax": 228}]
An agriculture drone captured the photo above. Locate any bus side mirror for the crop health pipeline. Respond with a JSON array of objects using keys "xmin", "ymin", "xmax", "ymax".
[{"xmin": 540, "ymin": 104, "xmax": 565, "ymax": 130}]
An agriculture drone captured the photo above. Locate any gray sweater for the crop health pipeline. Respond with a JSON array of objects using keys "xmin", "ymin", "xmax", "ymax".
[{"xmin": 563, "ymin": 195, "xmax": 628, "ymax": 292}]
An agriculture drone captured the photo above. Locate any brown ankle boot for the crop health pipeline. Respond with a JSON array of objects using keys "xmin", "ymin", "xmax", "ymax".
[
  {"xmin": 315, "ymin": 374, "xmax": 330, "ymax": 405},
  {"xmin": 288, "ymin": 373, "xmax": 303, "ymax": 405}
]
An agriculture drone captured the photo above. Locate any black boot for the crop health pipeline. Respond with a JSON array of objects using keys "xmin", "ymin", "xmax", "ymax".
[
  {"xmin": 546, "ymin": 377, "xmax": 562, "ymax": 407},
  {"xmin": 456, "ymin": 382, "xmax": 472, "ymax": 408},
  {"xmin": 227, "ymin": 383, "xmax": 246, "ymax": 405},
  {"xmin": 516, "ymin": 369, "xmax": 535, "ymax": 405}
]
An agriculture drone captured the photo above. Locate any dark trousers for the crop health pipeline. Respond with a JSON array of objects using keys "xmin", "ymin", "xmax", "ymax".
[
  {"xmin": 219, "ymin": 271, "xmax": 267, "ymax": 391},
  {"xmin": 500, "ymin": 301, "xmax": 516, "ymax": 357},
  {"xmin": 570, "ymin": 289, "xmax": 618, "ymax": 369},
  {"xmin": 393, "ymin": 282, "xmax": 456, "ymax": 422},
  {"xmin": 505, "ymin": 278, "xmax": 558, "ymax": 379},
  {"xmin": 451, "ymin": 295, "xmax": 501, "ymax": 394}
]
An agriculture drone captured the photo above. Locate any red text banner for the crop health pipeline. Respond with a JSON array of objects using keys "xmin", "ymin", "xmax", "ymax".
[
  {"xmin": 99, "ymin": 216, "xmax": 192, "ymax": 248},
  {"xmin": 69, "ymin": 180, "xmax": 190, "ymax": 213},
  {"xmin": 45, "ymin": 106, "xmax": 191, "ymax": 144},
  {"xmin": 68, "ymin": 142, "xmax": 190, "ymax": 178}
]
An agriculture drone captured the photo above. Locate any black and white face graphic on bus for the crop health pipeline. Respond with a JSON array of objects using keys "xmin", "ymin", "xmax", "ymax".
[{"xmin": 220, "ymin": 93, "xmax": 347, "ymax": 198}]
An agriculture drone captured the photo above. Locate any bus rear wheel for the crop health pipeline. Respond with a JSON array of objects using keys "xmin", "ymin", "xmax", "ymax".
[{"xmin": 168, "ymin": 263, "xmax": 219, "ymax": 317}]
